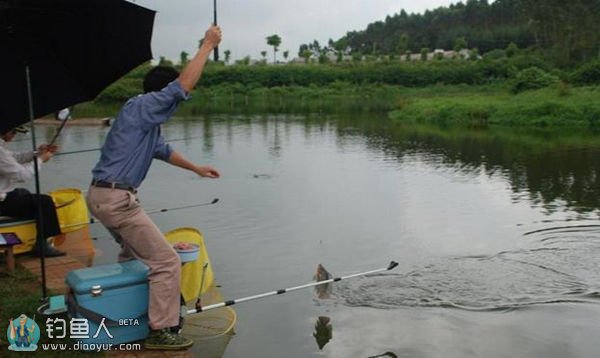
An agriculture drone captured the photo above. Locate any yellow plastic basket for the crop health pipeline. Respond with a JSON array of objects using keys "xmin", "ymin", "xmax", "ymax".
[{"xmin": 49, "ymin": 188, "xmax": 90, "ymax": 233}]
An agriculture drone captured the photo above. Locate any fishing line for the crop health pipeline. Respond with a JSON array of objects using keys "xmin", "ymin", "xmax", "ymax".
[
  {"xmin": 55, "ymin": 135, "xmax": 209, "ymax": 156},
  {"xmin": 61, "ymin": 198, "xmax": 220, "ymax": 229}
]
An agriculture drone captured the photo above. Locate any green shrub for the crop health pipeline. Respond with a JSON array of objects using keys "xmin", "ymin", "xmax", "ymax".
[
  {"xmin": 483, "ymin": 49, "xmax": 506, "ymax": 61},
  {"xmin": 556, "ymin": 81, "xmax": 572, "ymax": 97},
  {"xmin": 511, "ymin": 67, "xmax": 559, "ymax": 93},
  {"xmin": 506, "ymin": 42, "xmax": 519, "ymax": 58},
  {"xmin": 95, "ymin": 78, "xmax": 142, "ymax": 102},
  {"xmin": 507, "ymin": 55, "xmax": 553, "ymax": 72},
  {"xmin": 571, "ymin": 60, "xmax": 600, "ymax": 85}
]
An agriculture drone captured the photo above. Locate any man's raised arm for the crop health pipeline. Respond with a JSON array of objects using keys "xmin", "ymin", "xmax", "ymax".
[{"xmin": 178, "ymin": 24, "xmax": 222, "ymax": 93}]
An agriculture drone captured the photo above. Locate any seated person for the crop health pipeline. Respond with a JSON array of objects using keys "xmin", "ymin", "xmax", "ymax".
[{"xmin": 0, "ymin": 125, "xmax": 65, "ymax": 257}]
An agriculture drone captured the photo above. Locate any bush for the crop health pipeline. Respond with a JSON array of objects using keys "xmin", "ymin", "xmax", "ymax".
[
  {"xmin": 95, "ymin": 78, "xmax": 142, "ymax": 102},
  {"xmin": 507, "ymin": 54, "xmax": 553, "ymax": 72},
  {"xmin": 556, "ymin": 81, "xmax": 572, "ymax": 97},
  {"xmin": 571, "ymin": 60, "xmax": 600, "ymax": 85},
  {"xmin": 483, "ymin": 49, "xmax": 506, "ymax": 61},
  {"xmin": 511, "ymin": 67, "xmax": 559, "ymax": 93}
]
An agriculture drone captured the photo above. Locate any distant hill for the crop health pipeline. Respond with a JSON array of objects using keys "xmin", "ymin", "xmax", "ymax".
[{"xmin": 300, "ymin": 0, "xmax": 599, "ymax": 66}]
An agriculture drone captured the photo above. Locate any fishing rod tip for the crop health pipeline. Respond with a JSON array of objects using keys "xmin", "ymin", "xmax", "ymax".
[{"xmin": 387, "ymin": 261, "xmax": 399, "ymax": 270}]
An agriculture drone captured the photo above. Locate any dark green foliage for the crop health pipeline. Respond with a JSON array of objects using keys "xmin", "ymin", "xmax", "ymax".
[
  {"xmin": 506, "ymin": 54, "xmax": 552, "ymax": 72},
  {"xmin": 571, "ymin": 60, "xmax": 600, "ymax": 85},
  {"xmin": 483, "ymin": 49, "xmax": 506, "ymax": 61},
  {"xmin": 506, "ymin": 42, "xmax": 519, "ymax": 58},
  {"xmin": 334, "ymin": 0, "xmax": 536, "ymax": 56},
  {"xmin": 199, "ymin": 61, "xmax": 512, "ymax": 88},
  {"xmin": 95, "ymin": 78, "xmax": 142, "ymax": 102},
  {"xmin": 521, "ymin": 0, "xmax": 600, "ymax": 65},
  {"xmin": 329, "ymin": 0, "xmax": 599, "ymax": 66},
  {"xmin": 87, "ymin": 56, "xmax": 599, "ymax": 126},
  {"xmin": 182, "ymin": 82, "xmax": 401, "ymax": 114},
  {"xmin": 511, "ymin": 67, "xmax": 559, "ymax": 93}
]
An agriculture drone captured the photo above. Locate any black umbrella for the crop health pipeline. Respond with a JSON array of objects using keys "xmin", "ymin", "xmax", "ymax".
[{"xmin": 0, "ymin": 0, "xmax": 155, "ymax": 300}]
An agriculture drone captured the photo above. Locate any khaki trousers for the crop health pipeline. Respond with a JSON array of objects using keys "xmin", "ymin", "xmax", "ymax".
[{"xmin": 86, "ymin": 186, "xmax": 180, "ymax": 330}]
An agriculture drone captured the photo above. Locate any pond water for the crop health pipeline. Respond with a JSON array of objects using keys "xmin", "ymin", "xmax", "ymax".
[{"xmin": 18, "ymin": 114, "xmax": 600, "ymax": 357}]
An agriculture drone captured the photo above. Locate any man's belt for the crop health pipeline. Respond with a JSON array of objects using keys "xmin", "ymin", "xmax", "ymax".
[{"xmin": 91, "ymin": 180, "xmax": 136, "ymax": 193}]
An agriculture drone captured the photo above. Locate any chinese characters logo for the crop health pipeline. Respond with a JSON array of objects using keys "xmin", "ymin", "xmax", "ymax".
[{"xmin": 46, "ymin": 317, "xmax": 113, "ymax": 340}]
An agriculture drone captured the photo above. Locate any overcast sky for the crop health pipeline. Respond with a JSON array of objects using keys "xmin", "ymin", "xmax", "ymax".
[{"xmin": 133, "ymin": 0, "xmax": 457, "ymax": 62}]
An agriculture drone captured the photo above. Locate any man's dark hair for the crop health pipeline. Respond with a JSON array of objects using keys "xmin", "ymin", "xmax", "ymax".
[{"xmin": 143, "ymin": 66, "xmax": 180, "ymax": 93}]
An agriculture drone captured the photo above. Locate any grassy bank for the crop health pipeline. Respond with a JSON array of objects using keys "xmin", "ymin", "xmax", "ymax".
[
  {"xmin": 75, "ymin": 82, "xmax": 600, "ymax": 128},
  {"xmin": 0, "ymin": 268, "xmax": 99, "ymax": 357},
  {"xmin": 389, "ymin": 85, "xmax": 600, "ymax": 127},
  {"xmin": 68, "ymin": 59, "xmax": 600, "ymax": 126}
]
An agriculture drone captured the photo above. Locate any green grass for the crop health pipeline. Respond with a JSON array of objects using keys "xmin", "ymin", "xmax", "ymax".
[
  {"xmin": 0, "ymin": 268, "xmax": 102, "ymax": 357},
  {"xmin": 73, "ymin": 81, "xmax": 600, "ymax": 128},
  {"xmin": 390, "ymin": 84, "xmax": 600, "ymax": 127}
]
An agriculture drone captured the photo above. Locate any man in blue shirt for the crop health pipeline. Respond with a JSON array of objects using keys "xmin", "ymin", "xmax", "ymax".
[{"xmin": 86, "ymin": 25, "xmax": 222, "ymax": 351}]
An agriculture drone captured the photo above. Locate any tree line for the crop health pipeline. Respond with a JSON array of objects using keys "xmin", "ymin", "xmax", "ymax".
[{"xmin": 299, "ymin": 0, "xmax": 599, "ymax": 66}]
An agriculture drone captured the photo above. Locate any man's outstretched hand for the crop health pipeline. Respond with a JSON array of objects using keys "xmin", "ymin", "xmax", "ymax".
[{"xmin": 195, "ymin": 165, "xmax": 220, "ymax": 178}]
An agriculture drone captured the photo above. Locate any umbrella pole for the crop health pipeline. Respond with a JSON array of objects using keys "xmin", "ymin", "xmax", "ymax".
[{"xmin": 25, "ymin": 65, "xmax": 48, "ymax": 301}]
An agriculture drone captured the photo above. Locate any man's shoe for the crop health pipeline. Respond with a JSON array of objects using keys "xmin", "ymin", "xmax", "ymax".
[
  {"xmin": 144, "ymin": 329, "xmax": 194, "ymax": 351},
  {"xmin": 31, "ymin": 246, "xmax": 66, "ymax": 257}
]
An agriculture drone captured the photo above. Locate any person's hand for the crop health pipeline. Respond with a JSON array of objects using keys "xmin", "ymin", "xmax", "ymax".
[
  {"xmin": 38, "ymin": 144, "xmax": 58, "ymax": 153},
  {"xmin": 202, "ymin": 25, "xmax": 222, "ymax": 50},
  {"xmin": 38, "ymin": 151, "xmax": 53, "ymax": 163},
  {"xmin": 195, "ymin": 165, "xmax": 220, "ymax": 178}
]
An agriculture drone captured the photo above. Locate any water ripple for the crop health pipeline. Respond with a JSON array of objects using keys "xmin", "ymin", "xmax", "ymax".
[{"xmin": 332, "ymin": 225, "xmax": 600, "ymax": 312}]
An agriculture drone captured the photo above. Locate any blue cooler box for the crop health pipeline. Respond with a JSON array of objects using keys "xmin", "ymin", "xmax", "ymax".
[{"xmin": 66, "ymin": 260, "xmax": 150, "ymax": 346}]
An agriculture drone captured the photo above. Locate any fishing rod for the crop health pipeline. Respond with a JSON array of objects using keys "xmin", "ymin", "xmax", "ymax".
[
  {"xmin": 55, "ymin": 135, "xmax": 209, "ymax": 156},
  {"xmin": 12, "ymin": 110, "xmax": 70, "ymax": 145},
  {"xmin": 213, "ymin": 0, "xmax": 219, "ymax": 61},
  {"xmin": 48, "ymin": 117, "xmax": 70, "ymax": 146},
  {"xmin": 186, "ymin": 261, "xmax": 399, "ymax": 315},
  {"xmin": 61, "ymin": 198, "xmax": 219, "ymax": 229},
  {"xmin": 51, "ymin": 108, "xmax": 73, "ymax": 144}
]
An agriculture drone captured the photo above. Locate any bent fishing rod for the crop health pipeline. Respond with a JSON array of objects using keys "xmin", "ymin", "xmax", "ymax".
[
  {"xmin": 48, "ymin": 118, "xmax": 69, "ymax": 146},
  {"xmin": 61, "ymin": 198, "xmax": 219, "ymax": 229},
  {"xmin": 55, "ymin": 135, "xmax": 209, "ymax": 156},
  {"xmin": 186, "ymin": 261, "xmax": 399, "ymax": 315},
  {"xmin": 12, "ymin": 116, "xmax": 69, "ymax": 146},
  {"xmin": 49, "ymin": 112, "xmax": 72, "ymax": 146}
]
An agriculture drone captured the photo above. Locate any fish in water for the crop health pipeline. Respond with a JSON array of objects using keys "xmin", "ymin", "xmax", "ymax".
[
  {"xmin": 252, "ymin": 173, "xmax": 272, "ymax": 179},
  {"xmin": 313, "ymin": 264, "xmax": 333, "ymax": 299},
  {"xmin": 313, "ymin": 316, "xmax": 332, "ymax": 350},
  {"xmin": 367, "ymin": 352, "xmax": 398, "ymax": 358}
]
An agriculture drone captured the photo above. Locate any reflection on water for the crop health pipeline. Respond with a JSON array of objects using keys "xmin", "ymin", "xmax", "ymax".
[
  {"xmin": 313, "ymin": 316, "xmax": 332, "ymax": 350},
  {"xmin": 330, "ymin": 117, "xmax": 600, "ymax": 215},
  {"xmin": 20, "ymin": 114, "xmax": 600, "ymax": 357}
]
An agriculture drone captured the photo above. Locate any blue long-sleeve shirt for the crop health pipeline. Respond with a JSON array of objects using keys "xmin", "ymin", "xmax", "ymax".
[{"xmin": 91, "ymin": 80, "xmax": 188, "ymax": 188}]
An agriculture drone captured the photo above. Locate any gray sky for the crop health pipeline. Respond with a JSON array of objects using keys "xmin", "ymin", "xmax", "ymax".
[{"xmin": 133, "ymin": 0, "xmax": 457, "ymax": 62}]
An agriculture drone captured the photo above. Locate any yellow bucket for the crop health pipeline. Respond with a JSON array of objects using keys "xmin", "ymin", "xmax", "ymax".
[
  {"xmin": 0, "ymin": 188, "xmax": 90, "ymax": 255},
  {"xmin": 49, "ymin": 188, "xmax": 90, "ymax": 233}
]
